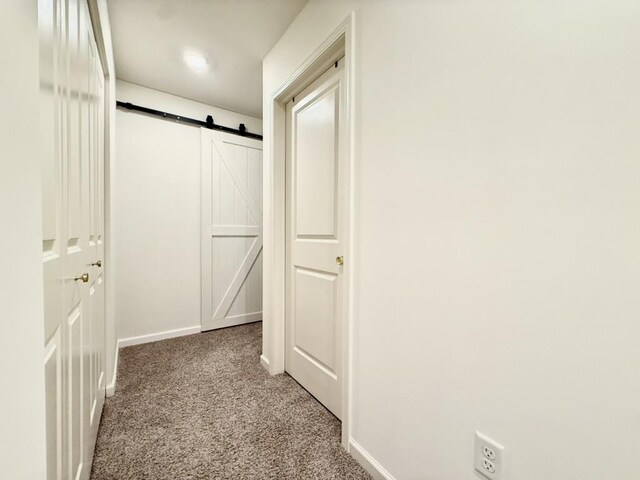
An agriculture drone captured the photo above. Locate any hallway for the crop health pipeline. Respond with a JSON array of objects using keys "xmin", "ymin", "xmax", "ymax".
[
  {"xmin": 90, "ymin": 323, "xmax": 369, "ymax": 480},
  {"xmin": 6, "ymin": 2, "xmax": 640, "ymax": 479}
]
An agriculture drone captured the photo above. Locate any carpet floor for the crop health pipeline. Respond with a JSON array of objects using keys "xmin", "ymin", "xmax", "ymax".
[{"xmin": 90, "ymin": 322, "xmax": 370, "ymax": 480}]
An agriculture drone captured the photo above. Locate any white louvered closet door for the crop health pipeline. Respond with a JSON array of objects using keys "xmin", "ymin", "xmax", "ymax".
[{"xmin": 201, "ymin": 129, "xmax": 263, "ymax": 331}]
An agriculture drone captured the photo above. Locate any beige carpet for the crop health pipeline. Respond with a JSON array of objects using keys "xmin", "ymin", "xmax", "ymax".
[{"xmin": 90, "ymin": 322, "xmax": 370, "ymax": 480}]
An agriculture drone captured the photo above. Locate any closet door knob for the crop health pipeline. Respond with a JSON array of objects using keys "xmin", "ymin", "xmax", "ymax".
[
  {"xmin": 91, "ymin": 260, "xmax": 102, "ymax": 267},
  {"xmin": 336, "ymin": 256, "xmax": 344, "ymax": 266},
  {"xmin": 74, "ymin": 273, "xmax": 89, "ymax": 283}
]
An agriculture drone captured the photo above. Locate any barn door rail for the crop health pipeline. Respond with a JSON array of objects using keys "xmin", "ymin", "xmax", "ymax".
[{"xmin": 116, "ymin": 101, "xmax": 263, "ymax": 140}]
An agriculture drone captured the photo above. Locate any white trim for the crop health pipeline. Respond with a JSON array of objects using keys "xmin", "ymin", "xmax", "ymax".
[
  {"xmin": 349, "ymin": 439, "xmax": 396, "ymax": 480},
  {"xmin": 87, "ymin": 0, "xmax": 118, "ymax": 403},
  {"xmin": 102, "ymin": 69, "xmax": 117, "ymax": 397},
  {"xmin": 105, "ymin": 341, "xmax": 119, "ymax": 397},
  {"xmin": 263, "ymin": 12, "xmax": 356, "ymax": 449},
  {"xmin": 118, "ymin": 325, "xmax": 201, "ymax": 348},
  {"xmin": 260, "ymin": 354, "xmax": 270, "ymax": 371},
  {"xmin": 342, "ymin": 12, "xmax": 357, "ymax": 448}
]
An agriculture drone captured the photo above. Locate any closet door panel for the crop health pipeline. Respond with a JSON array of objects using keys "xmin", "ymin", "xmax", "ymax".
[
  {"xmin": 40, "ymin": 0, "xmax": 106, "ymax": 479},
  {"xmin": 39, "ymin": 0, "xmax": 67, "ymax": 478}
]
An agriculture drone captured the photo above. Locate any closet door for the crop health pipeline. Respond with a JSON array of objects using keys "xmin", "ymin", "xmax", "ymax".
[
  {"xmin": 39, "ymin": 1, "xmax": 65, "ymax": 477},
  {"xmin": 201, "ymin": 129, "xmax": 263, "ymax": 331},
  {"xmin": 39, "ymin": 0, "xmax": 106, "ymax": 479},
  {"xmin": 64, "ymin": 2, "xmax": 92, "ymax": 477}
]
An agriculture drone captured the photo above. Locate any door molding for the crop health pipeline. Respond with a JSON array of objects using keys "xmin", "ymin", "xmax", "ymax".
[
  {"xmin": 262, "ymin": 13, "xmax": 356, "ymax": 448},
  {"xmin": 87, "ymin": 0, "xmax": 118, "ymax": 399}
]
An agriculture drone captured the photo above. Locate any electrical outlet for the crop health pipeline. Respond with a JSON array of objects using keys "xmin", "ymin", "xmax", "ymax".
[
  {"xmin": 482, "ymin": 458, "xmax": 496, "ymax": 474},
  {"xmin": 482, "ymin": 446, "xmax": 496, "ymax": 460},
  {"xmin": 474, "ymin": 432, "xmax": 504, "ymax": 479}
]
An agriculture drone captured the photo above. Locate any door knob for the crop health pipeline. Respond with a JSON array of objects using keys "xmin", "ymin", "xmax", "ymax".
[
  {"xmin": 91, "ymin": 260, "xmax": 102, "ymax": 267},
  {"xmin": 336, "ymin": 256, "xmax": 344, "ymax": 266},
  {"xmin": 74, "ymin": 273, "xmax": 89, "ymax": 283}
]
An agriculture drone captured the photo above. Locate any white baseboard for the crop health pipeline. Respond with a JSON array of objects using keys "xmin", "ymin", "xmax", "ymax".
[
  {"xmin": 260, "ymin": 354, "xmax": 270, "ymax": 372},
  {"xmin": 105, "ymin": 342, "xmax": 119, "ymax": 397},
  {"xmin": 349, "ymin": 439, "xmax": 395, "ymax": 480},
  {"xmin": 118, "ymin": 325, "xmax": 201, "ymax": 348}
]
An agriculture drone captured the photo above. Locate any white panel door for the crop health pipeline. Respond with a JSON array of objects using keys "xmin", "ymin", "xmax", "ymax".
[
  {"xmin": 39, "ymin": 0, "xmax": 106, "ymax": 479},
  {"xmin": 201, "ymin": 130, "xmax": 263, "ymax": 331},
  {"xmin": 65, "ymin": 2, "xmax": 91, "ymax": 477},
  {"xmin": 39, "ymin": 0, "xmax": 64, "ymax": 475},
  {"xmin": 285, "ymin": 59, "xmax": 347, "ymax": 419}
]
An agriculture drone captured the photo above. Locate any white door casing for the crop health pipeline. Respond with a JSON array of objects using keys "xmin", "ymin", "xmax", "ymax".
[
  {"xmin": 85, "ymin": 32, "xmax": 106, "ymax": 465},
  {"xmin": 201, "ymin": 130, "xmax": 263, "ymax": 331},
  {"xmin": 285, "ymin": 59, "xmax": 347, "ymax": 419},
  {"xmin": 39, "ymin": 0, "xmax": 106, "ymax": 478}
]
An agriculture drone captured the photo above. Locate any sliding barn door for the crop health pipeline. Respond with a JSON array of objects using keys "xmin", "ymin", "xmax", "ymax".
[
  {"xmin": 39, "ymin": 0, "xmax": 106, "ymax": 478},
  {"xmin": 201, "ymin": 130, "xmax": 263, "ymax": 331}
]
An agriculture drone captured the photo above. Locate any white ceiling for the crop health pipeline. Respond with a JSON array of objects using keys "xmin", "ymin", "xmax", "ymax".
[{"xmin": 108, "ymin": 0, "xmax": 308, "ymax": 118}]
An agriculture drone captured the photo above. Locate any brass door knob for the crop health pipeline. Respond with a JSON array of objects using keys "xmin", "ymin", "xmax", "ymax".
[
  {"xmin": 91, "ymin": 260, "xmax": 102, "ymax": 267},
  {"xmin": 336, "ymin": 256, "xmax": 344, "ymax": 266},
  {"xmin": 74, "ymin": 273, "xmax": 89, "ymax": 283}
]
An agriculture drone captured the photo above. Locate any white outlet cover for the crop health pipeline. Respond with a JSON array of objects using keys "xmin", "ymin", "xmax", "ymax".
[{"xmin": 474, "ymin": 431, "xmax": 505, "ymax": 479}]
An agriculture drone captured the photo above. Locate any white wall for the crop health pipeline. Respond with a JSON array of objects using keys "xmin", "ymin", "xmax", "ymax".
[
  {"xmin": 0, "ymin": 2, "xmax": 47, "ymax": 478},
  {"xmin": 263, "ymin": 1, "xmax": 640, "ymax": 479},
  {"xmin": 114, "ymin": 81, "xmax": 262, "ymax": 343}
]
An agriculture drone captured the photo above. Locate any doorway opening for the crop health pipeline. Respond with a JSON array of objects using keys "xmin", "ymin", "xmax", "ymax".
[{"xmin": 263, "ymin": 14, "xmax": 355, "ymax": 447}]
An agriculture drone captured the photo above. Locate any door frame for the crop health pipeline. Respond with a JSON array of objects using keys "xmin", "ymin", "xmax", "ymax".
[
  {"xmin": 262, "ymin": 13, "xmax": 356, "ymax": 448},
  {"xmin": 87, "ymin": 0, "xmax": 117, "ymax": 397}
]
